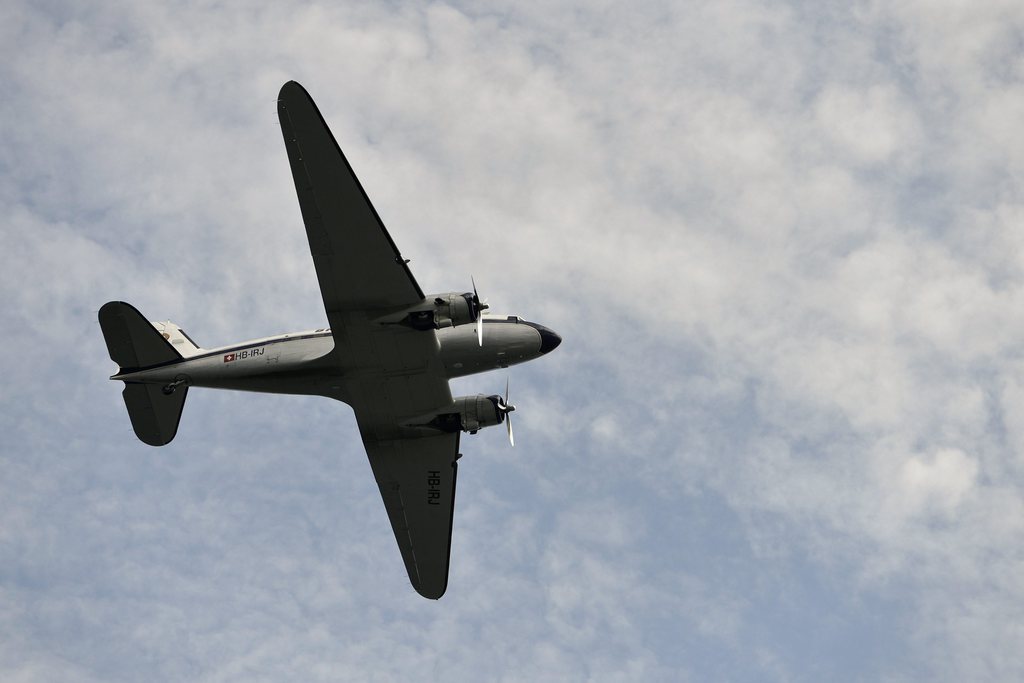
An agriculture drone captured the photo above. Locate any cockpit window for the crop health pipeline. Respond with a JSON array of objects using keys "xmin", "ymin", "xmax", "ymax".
[{"xmin": 506, "ymin": 315, "xmax": 521, "ymax": 322}]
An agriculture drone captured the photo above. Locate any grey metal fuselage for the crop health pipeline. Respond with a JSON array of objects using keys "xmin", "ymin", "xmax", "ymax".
[{"xmin": 113, "ymin": 316, "xmax": 556, "ymax": 401}]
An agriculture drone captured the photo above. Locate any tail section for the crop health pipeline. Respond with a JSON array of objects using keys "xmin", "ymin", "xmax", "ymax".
[
  {"xmin": 99, "ymin": 301, "xmax": 189, "ymax": 446},
  {"xmin": 151, "ymin": 320, "xmax": 203, "ymax": 358},
  {"xmin": 99, "ymin": 301, "xmax": 183, "ymax": 372},
  {"xmin": 119, "ymin": 382, "xmax": 189, "ymax": 447}
]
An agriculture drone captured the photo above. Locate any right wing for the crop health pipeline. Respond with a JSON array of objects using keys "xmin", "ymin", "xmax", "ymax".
[
  {"xmin": 361, "ymin": 432, "xmax": 460, "ymax": 600},
  {"xmin": 277, "ymin": 80, "xmax": 424, "ymax": 313}
]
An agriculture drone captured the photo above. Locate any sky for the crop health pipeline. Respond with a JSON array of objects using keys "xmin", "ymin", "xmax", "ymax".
[{"xmin": 2, "ymin": 0, "xmax": 1023, "ymax": 680}]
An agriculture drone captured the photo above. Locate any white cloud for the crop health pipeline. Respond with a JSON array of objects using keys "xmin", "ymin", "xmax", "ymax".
[
  {"xmin": 815, "ymin": 85, "xmax": 922, "ymax": 165},
  {"xmin": 898, "ymin": 448, "xmax": 978, "ymax": 517},
  {"xmin": 3, "ymin": 0, "xmax": 1024, "ymax": 680}
]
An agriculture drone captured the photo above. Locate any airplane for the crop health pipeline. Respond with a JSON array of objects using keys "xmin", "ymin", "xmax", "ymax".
[{"xmin": 98, "ymin": 81, "xmax": 561, "ymax": 600}]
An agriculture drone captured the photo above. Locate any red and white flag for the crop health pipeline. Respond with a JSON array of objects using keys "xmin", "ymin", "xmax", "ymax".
[{"xmin": 223, "ymin": 353, "xmax": 236, "ymax": 363}]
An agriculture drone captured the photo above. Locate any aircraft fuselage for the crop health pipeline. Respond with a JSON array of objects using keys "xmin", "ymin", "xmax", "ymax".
[{"xmin": 112, "ymin": 316, "xmax": 560, "ymax": 399}]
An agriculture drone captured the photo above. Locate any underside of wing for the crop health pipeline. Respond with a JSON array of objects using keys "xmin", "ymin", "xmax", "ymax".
[
  {"xmin": 362, "ymin": 432, "xmax": 460, "ymax": 599},
  {"xmin": 277, "ymin": 80, "xmax": 424, "ymax": 313},
  {"xmin": 278, "ymin": 82, "xmax": 462, "ymax": 598}
]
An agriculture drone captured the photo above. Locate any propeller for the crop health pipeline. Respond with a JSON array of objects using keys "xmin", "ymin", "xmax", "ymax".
[
  {"xmin": 471, "ymin": 276, "xmax": 489, "ymax": 346},
  {"xmin": 499, "ymin": 377, "xmax": 516, "ymax": 447}
]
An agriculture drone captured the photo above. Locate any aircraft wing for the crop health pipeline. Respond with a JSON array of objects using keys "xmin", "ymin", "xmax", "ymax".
[
  {"xmin": 360, "ymin": 431, "xmax": 460, "ymax": 600},
  {"xmin": 277, "ymin": 80, "xmax": 451, "ymax": 410},
  {"xmin": 277, "ymin": 81, "xmax": 460, "ymax": 597},
  {"xmin": 277, "ymin": 80, "xmax": 425, "ymax": 312},
  {"xmin": 344, "ymin": 355, "xmax": 458, "ymax": 598}
]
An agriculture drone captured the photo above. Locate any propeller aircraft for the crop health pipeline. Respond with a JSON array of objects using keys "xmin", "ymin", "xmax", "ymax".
[{"xmin": 99, "ymin": 81, "xmax": 561, "ymax": 599}]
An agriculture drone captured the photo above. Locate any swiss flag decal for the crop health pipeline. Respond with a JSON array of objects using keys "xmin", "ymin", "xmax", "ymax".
[{"xmin": 223, "ymin": 353, "xmax": 236, "ymax": 363}]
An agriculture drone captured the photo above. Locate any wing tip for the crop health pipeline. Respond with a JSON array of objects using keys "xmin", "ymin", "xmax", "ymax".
[
  {"xmin": 278, "ymin": 80, "xmax": 309, "ymax": 103},
  {"xmin": 413, "ymin": 581, "xmax": 447, "ymax": 600}
]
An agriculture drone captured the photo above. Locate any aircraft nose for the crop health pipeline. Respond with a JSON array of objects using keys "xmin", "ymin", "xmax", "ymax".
[
  {"xmin": 521, "ymin": 320, "xmax": 563, "ymax": 354},
  {"xmin": 536, "ymin": 324, "xmax": 562, "ymax": 354}
]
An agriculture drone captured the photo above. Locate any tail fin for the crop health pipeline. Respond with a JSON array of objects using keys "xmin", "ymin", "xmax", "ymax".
[
  {"xmin": 151, "ymin": 320, "xmax": 203, "ymax": 358},
  {"xmin": 99, "ymin": 301, "xmax": 188, "ymax": 446}
]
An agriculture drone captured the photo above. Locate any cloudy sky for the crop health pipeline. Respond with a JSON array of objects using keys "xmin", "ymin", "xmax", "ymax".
[{"xmin": 3, "ymin": 0, "xmax": 1024, "ymax": 680}]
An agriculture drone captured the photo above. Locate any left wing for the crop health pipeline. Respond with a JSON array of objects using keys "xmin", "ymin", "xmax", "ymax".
[{"xmin": 361, "ymin": 431, "xmax": 460, "ymax": 600}]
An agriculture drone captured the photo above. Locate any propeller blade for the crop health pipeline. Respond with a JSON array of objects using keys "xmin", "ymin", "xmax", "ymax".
[
  {"xmin": 504, "ymin": 378, "xmax": 515, "ymax": 447},
  {"xmin": 472, "ymin": 275, "xmax": 486, "ymax": 346}
]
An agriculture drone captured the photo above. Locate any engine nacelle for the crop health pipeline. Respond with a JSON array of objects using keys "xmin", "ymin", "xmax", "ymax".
[
  {"xmin": 427, "ymin": 394, "xmax": 506, "ymax": 434},
  {"xmin": 399, "ymin": 292, "xmax": 481, "ymax": 331}
]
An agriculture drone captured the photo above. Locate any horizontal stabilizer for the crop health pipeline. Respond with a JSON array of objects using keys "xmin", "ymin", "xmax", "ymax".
[
  {"xmin": 99, "ymin": 301, "xmax": 182, "ymax": 372},
  {"xmin": 122, "ymin": 382, "xmax": 188, "ymax": 446}
]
